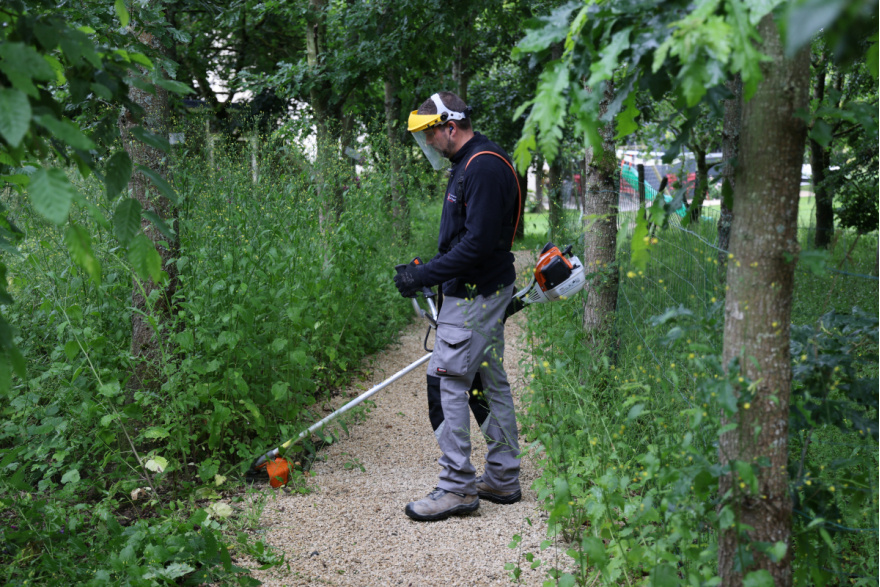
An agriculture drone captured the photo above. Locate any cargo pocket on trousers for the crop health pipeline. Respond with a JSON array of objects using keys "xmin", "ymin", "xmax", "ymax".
[{"xmin": 433, "ymin": 325, "xmax": 472, "ymax": 377}]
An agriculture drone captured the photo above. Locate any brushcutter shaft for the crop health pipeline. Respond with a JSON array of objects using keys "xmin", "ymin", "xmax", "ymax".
[{"xmin": 251, "ymin": 353, "xmax": 433, "ymax": 471}]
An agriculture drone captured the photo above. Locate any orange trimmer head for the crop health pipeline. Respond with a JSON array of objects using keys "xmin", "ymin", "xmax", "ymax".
[{"xmin": 251, "ymin": 456, "xmax": 290, "ymax": 488}]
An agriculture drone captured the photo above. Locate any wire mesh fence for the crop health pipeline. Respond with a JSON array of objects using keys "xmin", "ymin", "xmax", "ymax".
[{"xmin": 520, "ymin": 165, "xmax": 879, "ymax": 580}]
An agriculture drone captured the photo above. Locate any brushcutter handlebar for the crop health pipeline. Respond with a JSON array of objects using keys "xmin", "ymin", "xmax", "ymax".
[{"xmin": 395, "ymin": 258, "xmax": 438, "ymax": 327}]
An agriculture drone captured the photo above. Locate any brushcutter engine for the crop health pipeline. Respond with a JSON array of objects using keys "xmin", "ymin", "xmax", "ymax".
[{"xmin": 505, "ymin": 242, "xmax": 586, "ymax": 318}]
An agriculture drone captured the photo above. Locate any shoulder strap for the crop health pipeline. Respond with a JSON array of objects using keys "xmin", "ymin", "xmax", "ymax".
[{"xmin": 464, "ymin": 151, "xmax": 522, "ymax": 248}]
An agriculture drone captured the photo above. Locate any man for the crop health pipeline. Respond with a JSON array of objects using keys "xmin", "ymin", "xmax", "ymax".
[{"xmin": 394, "ymin": 92, "xmax": 522, "ymax": 521}]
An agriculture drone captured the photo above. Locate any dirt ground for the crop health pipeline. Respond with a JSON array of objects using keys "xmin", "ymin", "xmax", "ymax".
[{"xmin": 244, "ymin": 252, "xmax": 572, "ymax": 586}]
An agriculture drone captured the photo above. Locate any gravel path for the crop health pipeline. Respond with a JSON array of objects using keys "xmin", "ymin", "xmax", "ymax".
[{"xmin": 248, "ymin": 253, "xmax": 569, "ymax": 586}]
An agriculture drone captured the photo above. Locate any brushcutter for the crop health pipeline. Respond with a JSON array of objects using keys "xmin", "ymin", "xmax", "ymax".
[
  {"xmin": 248, "ymin": 245, "xmax": 584, "ymax": 486},
  {"xmin": 505, "ymin": 242, "xmax": 587, "ymax": 319}
]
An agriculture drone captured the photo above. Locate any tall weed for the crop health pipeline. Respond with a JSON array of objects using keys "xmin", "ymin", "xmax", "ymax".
[{"xmin": 0, "ymin": 121, "xmax": 439, "ymax": 583}]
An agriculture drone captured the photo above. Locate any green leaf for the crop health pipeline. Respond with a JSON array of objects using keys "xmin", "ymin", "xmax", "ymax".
[
  {"xmin": 104, "ymin": 150, "xmax": 132, "ymax": 198},
  {"xmin": 115, "ymin": 0, "xmax": 130, "ymax": 28},
  {"xmin": 0, "ymin": 88, "xmax": 32, "ymax": 148},
  {"xmin": 98, "ymin": 380, "xmax": 122, "ymax": 397},
  {"xmin": 128, "ymin": 234, "xmax": 162, "ymax": 282},
  {"xmin": 8, "ymin": 466, "xmax": 34, "ymax": 492},
  {"xmin": 627, "ymin": 403, "xmax": 646, "ymax": 420},
  {"xmin": 515, "ymin": 3, "xmax": 579, "ymax": 53},
  {"xmin": 650, "ymin": 564, "xmax": 679, "ymax": 587},
  {"xmin": 208, "ymin": 502, "xmax": 233, "ymax": 519},
  {"xmin": 61, "ymin": 469, "xmax": 81, "ymax": 484},
  {"xmin": 136, "ymin": 165, "xmax": 178, "ymax": 204},
  {"xmin": 743, "ymin": 569, "xmax": 774, "ymax": 587},
  {"xmin": 615, "ymin": 91, "xmax": 641, "ymax": 139},
  {"xmin": 113, "ymin": 197, "xmax": 142, "ymax": 244},
  {"xmin": 784, "ymin": 0, "xmax": 845, "ymax": 57},
  {"xmin": 809, "ymin": 119, "xmax": 833, "ymax": 148},
  {"xmin": 719, "ymin": 504, "xmax": 736, "ymax": 528},
  {"xmin": 141, "ymin": 210, "xmax": 175, "ymax": 241},
  {"xmin": 65, "ymin": 225, "xmax": 101, "ymax": 283},
  {"xmin": 767, "ymin": 541, "xmax": 787, "ymax": 563},
  {"xmin": 734, "ymin": 460, "xmax": 758, "ymax": 493},
  {"xmin": 868, "ymin": 40, "xmax": 879, "ymax": 79},
  {"xmin": 130, "ymin": 126, "xmax": 170, "ymax": 153},
  {"xmin": 29, "ymin": 168, "xmax": 76, "ymax": 225},
  {"xmin": 581, "ymin": 536, "xmax": 607, "ymax": 567},
  {"xmin": 144, "ymin": 427, "xmax": 169, "ymax": 439},
  {"xmin": 145, "ymin": 456, "xmax": 167, "ymax": 473},
  {"xmin": 64, "ymin": 340, "xmax": 80, "ymax": 360},
  {"xmin": 155, "ymin": 79, "xmax": 194, "ymax": 95},
  {"xmin": 271, "ymin": 381, "xmax": 290, "ymax": 401},
  {"xmin": 630, "ymin": 211, "xmax": 651, "ymax": 271},
  {"xmin": 163, "ymin": 563, "xmax": 194, "ymax": 580},
  {"xmin": 175, "ymin": 330, "xmax": 194, "ymax": 350},
  {"xmin": 0, "ymin": 42, "xmax": 56, "ymax": 96},
  {"xmin": 34, "ymin": 115, "xmax": 95, "ymax": 151},
  {"xmin": 129, "ymin": 52, "xmax": 154, "ymax": 68},
  {"xmin": 587, "ymin": 27, "xmax": 631, "ymax": 86},
  {"xmin": 9, "ymin": 346, "xmax": 25, "ymax": 379}
]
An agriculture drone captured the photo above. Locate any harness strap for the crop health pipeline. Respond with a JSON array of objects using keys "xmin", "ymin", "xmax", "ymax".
[{"xmin": 464, "ymin": 151, "xmax": 522, "ymax": 248}]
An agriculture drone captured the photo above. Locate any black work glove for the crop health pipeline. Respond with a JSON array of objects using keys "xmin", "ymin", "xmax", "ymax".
[{"xmin": 393, "ymin": 263, "xmax": 424, "ymax": 298}]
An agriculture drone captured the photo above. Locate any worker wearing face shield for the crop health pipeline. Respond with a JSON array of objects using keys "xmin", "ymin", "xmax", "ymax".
[{"xmin": 394, "ymin": 92, "xmax": 522, "ymax": 522}]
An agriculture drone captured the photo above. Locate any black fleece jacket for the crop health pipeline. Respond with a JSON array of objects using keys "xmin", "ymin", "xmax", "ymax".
[{"xmin": 421, "ymin": 133, "xmax": 519, "ymax": 299}]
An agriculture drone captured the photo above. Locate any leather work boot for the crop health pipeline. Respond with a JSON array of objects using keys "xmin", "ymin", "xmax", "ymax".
[
  {"xmin": 404, "ymin": 488, "xmax": 479, "ymax": 521},
  {"xmin": 476, "ymin": 476, "xmax": 522, "ymax": 505}
]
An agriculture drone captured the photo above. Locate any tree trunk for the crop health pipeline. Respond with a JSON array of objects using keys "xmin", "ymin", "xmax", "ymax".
[
  {"xmin": 384, "ymin": 71, "xmax": 409, "ymax": 239},
  {"xmin": 547, "ymin": 157, "xmax": 563, "ymax": 236},
  {"xmin": 532, "ymin": 154, "xmax": 545, "ymax": 213},
  {"xmin": 581, "ymin": 83, "xmax": 619, "ymax": 347},
  {"xmin": 306, "ymin": 0, "xmax": 343, "ymax": 221},
  {"xmin": 718, "ymin": 74, "xmax": 742, "ymax": 266},
  {"xmin": 452, "ymin": 13, "xmax": 474, "ymax": 103},
  {"xmin": 717, "ymin": 15, "xmax": 809, "ymax": 586},
  {"xmin": 810, "ymin": 57, "xmax": 833, "ymax": 248},
  {"xmin": 689, "ymin": 145, "xmax": 708, "ymax": 223},
  {"xmin": 119, "ymin": 31, "xmax": 178, "ymax": 393}
]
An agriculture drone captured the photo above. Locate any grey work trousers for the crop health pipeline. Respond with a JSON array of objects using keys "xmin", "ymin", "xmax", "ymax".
[{"xmin": 427, "ymin": 284, "xmax": 520, "ymax": 495}]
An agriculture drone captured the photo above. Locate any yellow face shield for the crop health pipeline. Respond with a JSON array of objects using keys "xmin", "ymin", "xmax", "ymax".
[{"xmin": 408, "ymin": 94, "xmax": 469, "ymax": 170}]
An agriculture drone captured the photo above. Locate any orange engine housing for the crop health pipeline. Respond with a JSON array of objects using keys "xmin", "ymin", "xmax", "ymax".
[{"xmin": 534, "ymin": 244, "xmax": 574, "ymax": 292}]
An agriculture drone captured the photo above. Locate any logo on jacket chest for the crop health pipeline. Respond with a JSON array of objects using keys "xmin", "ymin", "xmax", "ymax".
[{"xmin": 446, "ymin": 191, "xmax": 457, "ymax": 204}]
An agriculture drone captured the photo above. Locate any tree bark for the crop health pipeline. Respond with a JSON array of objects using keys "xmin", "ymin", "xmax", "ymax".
[
  {"xmin": 384, "ymin": 71, "xmax": 409, "ymax": 239},
  {"xmin": 810, "ymin": 56, "xmax": 833, "ymax": 248},
  {"xmin": 306, "ymin": 0, "xmax": 344, "ymax": 221},
  {"xmin": 547, "ymin": 157, "xmax": 563, "ymax": 235},
  {"xmin": 452, "ymin": 12, "xmax": 474, "ymax": 103},
  {"xmin": 689, "ymin": 144, "xmax": 708, "ymax": 223},
  {"xmin": 581, "ymin": 83, "xmax": 619, "ymax": 348},
  {"xmin": 532, "ymin": 154, "xmax": 545, "ymax": 213},
  {"xmin": 718, "ymin": 74, "xmax": 742, "ymax": 266},
  {"xmin": 119, "ymin": 30, "xmax": 179, "ymax": 393},
  {"xmin": 717, "ymin": 15, "xmax": 809, "ymax": 586}
]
